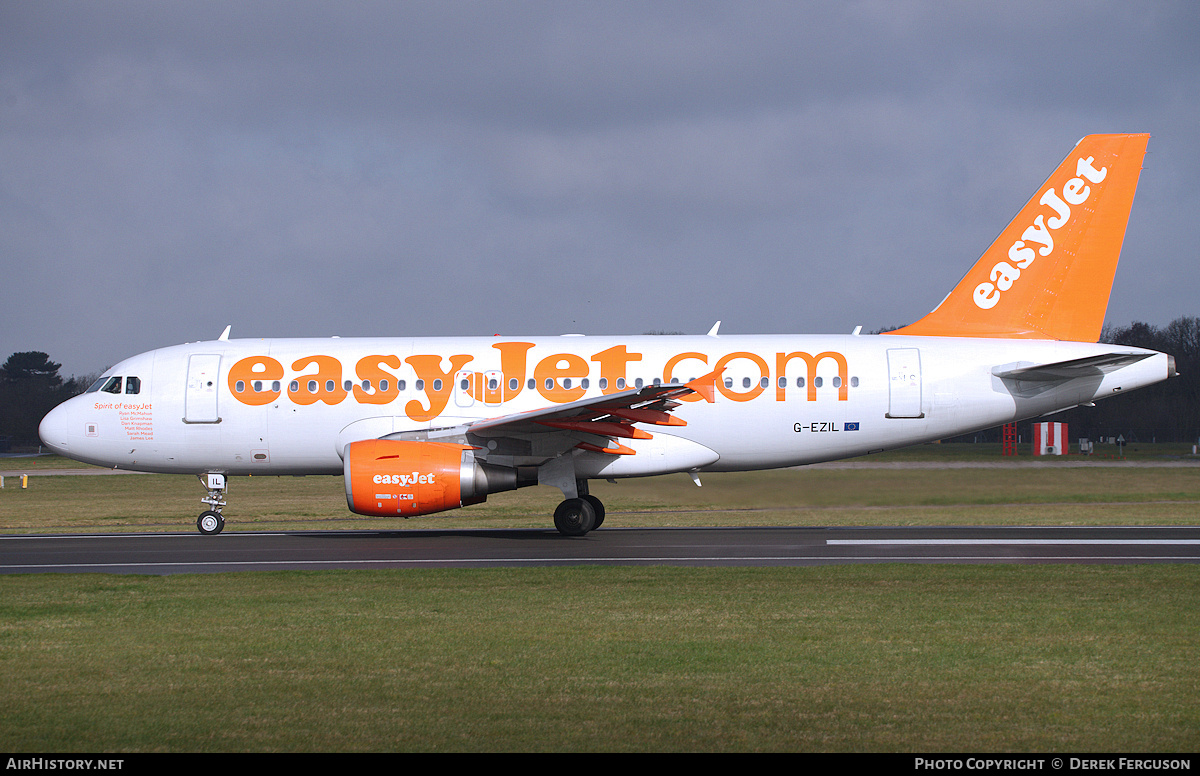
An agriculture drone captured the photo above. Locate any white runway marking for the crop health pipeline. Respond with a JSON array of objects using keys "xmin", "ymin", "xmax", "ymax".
[{"xmin": 828, "ymin": 539, "xmax": 1200, "ymax": 545}]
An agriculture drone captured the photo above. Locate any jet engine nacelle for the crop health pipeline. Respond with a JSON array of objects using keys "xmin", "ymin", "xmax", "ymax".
[{"xmin": 343, "ymin": 438, "xmax": 526, "ymax": 517}]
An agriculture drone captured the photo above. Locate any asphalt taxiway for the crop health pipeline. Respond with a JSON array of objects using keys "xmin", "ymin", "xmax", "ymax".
[{"xmin": 2, "ymin": 525, "xmax": 1198, "ymax": 574}]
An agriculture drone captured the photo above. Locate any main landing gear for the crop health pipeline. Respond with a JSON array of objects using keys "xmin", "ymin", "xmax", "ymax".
[
  {"xmin": 196, "ymin": 473, "xmax": 227, "ymax": 535},
  {"xmin": 191, "ymin": 468, "xmax": 606, "ymax": 537},
  {"xmin": 552, "ymin": 483, "xmax": 606, "ymax": 537}
]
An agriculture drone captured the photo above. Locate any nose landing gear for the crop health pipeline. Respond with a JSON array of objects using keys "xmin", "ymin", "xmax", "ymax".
[
  {"xmin": 197, "ymin": 473, "xmax": 227, "ymax": 535},
  {"xmin": 198, "ymin": 510, "xmax": 225, "ymax": 535}
]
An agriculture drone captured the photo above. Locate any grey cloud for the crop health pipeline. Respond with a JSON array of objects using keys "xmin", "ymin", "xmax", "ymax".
[{"xmin": 1, "ymin": 1, "xmax": 1197, "ymax": 376}]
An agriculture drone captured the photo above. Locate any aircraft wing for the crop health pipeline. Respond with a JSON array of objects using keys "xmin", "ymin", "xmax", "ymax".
[
  {"xmin": 991, "ymin": 352, "xmax": 1152, "ymax": 382},
  {"xmin": 465, "ymin": 369, "xmax": 722, "ymax": 455}
]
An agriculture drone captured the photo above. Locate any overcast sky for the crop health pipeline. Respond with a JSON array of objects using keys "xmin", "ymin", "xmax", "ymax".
[{"xmin": 2, "ymin": 1, "xmax": 1198, "ymax": 378}]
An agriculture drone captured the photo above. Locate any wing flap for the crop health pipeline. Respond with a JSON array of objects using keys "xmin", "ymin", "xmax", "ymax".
[{"xmin": 466, "ymin": 368, "xmax": 722, "ymax": 455}]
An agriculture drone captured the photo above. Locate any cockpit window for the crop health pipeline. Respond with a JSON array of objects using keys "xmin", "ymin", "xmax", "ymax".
[{"xmin": 85, "ymin": 375, "xmax": 140, "ymax": 394}]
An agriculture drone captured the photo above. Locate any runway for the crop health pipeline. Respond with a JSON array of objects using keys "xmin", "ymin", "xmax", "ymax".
[{"xmin": 2, "ymin": 525, "xmax": 1199, "ymax": 574}]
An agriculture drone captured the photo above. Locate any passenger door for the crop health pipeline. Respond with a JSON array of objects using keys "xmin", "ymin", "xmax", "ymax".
[
  {"xmin": 184, "ymin": 354, "xmax": 222, "ymax": 423},
  {"xmin": 885, "ymin": 348, "xmax": 924, "ymax": 418}
]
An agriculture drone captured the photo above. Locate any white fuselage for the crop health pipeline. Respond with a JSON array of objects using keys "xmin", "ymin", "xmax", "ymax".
[{"xmin": 38, "ymin": 333, "xmax": 1171, "ymax": 478}]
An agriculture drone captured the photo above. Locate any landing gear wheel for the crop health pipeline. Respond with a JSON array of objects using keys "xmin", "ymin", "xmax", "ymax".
[
  {"xmin": 583, "ymin": 495, "xmax": 605, "ymax": 529},
  {"xmin": 553, "ymin": 498, "xmax": 596, "ymax": 536},
  {"xmin": 197, "ymin": 510, "xmax": 225, "ymax": 535}
]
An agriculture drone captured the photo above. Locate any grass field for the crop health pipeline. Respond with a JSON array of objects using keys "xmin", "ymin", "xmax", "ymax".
[
  {"xmin": 0, "ymin": 445, "xmax": 1197, "ymax": 751},
  {"xmin": 0, "ymin": 565, "xmax": 1196, "ymax": 752},
  {"xmin": 2, "ymin": 444, "xmax": 1200, "ymax": 533}
]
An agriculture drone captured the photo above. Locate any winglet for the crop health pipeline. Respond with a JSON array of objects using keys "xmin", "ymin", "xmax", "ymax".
[
  {"xmin": 886, "ymin": 134, "xmax": 1149, "ymax": 342},
  {"xmin": 218, "ymin": 325, "xmax": 232, "ymax": 342},
  {"xmin": 685, "ymin": 367, "xmax": 723, "ymax": 403}
]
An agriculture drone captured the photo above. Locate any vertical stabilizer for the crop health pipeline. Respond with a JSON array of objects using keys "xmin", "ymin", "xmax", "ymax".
[{"xmin": 886, "ymin": 133, "xmax": 1149, "ymax": 342}]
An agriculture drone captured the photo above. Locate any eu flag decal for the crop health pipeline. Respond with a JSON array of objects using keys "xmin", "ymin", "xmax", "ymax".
[{"xmin": 843, "ymin": 422, "xmax": 860, "ymax": 431}]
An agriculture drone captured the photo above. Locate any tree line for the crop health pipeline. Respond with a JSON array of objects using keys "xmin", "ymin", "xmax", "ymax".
[
  {"xmin": 3, "ymin": 319, "xmax": 1200, "ymax": 449},
  {"xmin": 0, "ymin": 353, "xmax": 95, "ymax": 450}
]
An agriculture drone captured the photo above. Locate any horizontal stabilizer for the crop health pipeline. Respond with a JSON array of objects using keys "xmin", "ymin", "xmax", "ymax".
[{"xmin": 992, "ymin": 352, "xmax": 1152, "ymax": 382}]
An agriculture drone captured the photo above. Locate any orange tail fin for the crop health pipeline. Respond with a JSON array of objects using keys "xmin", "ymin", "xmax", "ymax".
[{"xmin": 886, "ymin": 133, "xmax": 1149, "ymax": 342}]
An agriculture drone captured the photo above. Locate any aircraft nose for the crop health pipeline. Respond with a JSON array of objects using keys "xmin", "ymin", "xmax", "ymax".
[{"xmin": 38, "ymin": 400, "xmax": 76, "ymax": 455}]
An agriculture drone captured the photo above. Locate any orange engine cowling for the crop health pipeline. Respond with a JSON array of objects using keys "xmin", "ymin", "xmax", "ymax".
[{"xmin": 343, "ymin": 438, "xmax": 525, "ymax": 517}]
